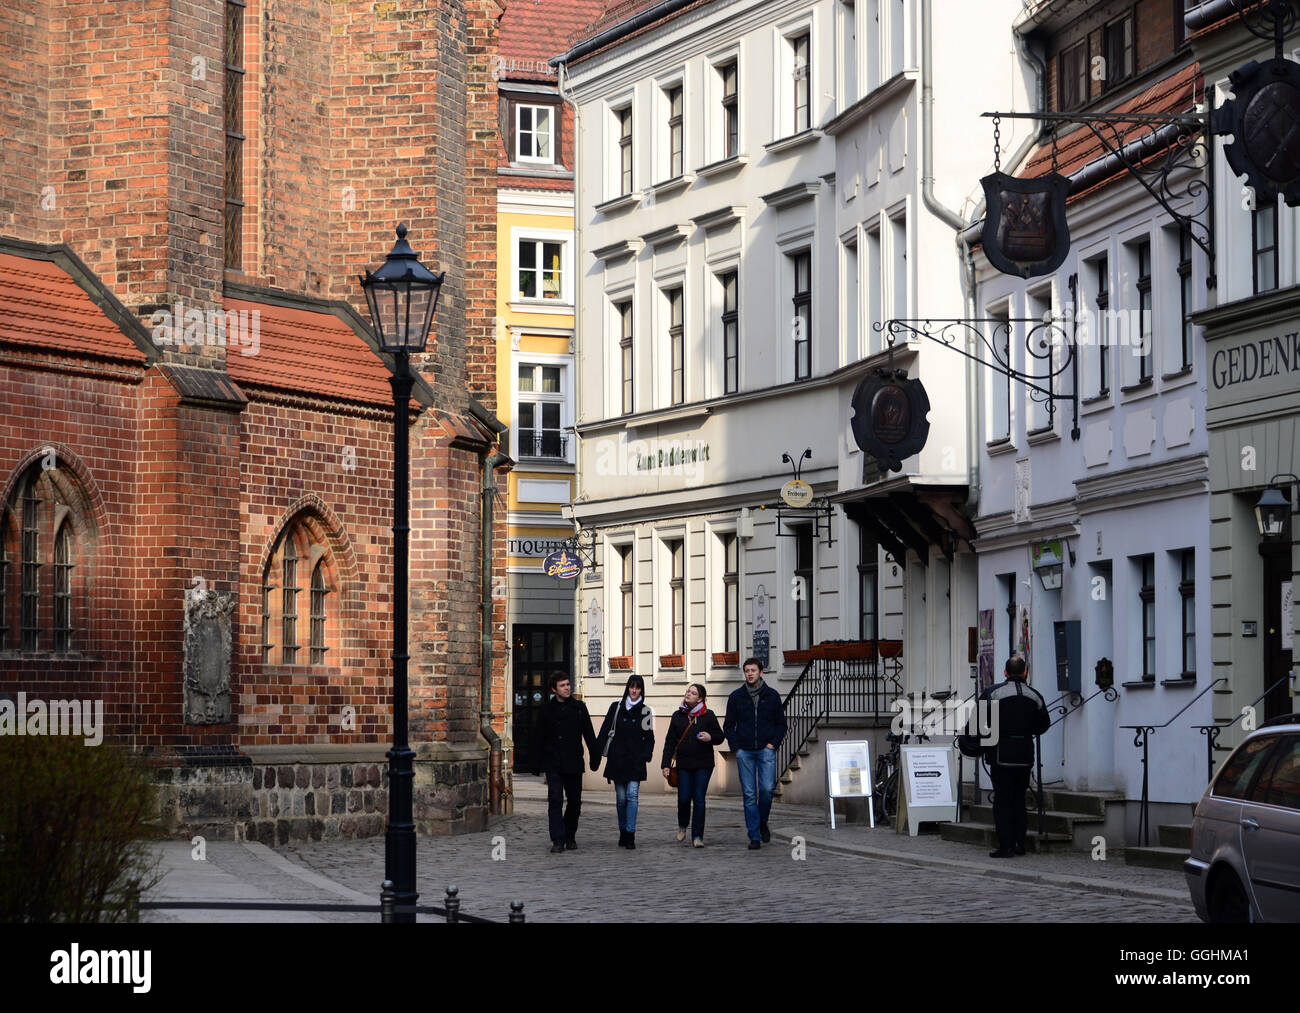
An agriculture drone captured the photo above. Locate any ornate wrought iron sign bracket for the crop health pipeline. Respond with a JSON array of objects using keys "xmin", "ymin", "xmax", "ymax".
[
  {"xmin": 979, "ymin": 106, "xmax": 1215, "ymax": 288},
  {"xmin": 876, "ymin": 313, "xmax": 1080, "ymax": 441}
]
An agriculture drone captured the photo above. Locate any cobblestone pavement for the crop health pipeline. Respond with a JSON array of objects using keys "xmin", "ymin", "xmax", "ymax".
[{"xmin": 270, "ymin": 786, "xmax": 1198, "ymax": 923}]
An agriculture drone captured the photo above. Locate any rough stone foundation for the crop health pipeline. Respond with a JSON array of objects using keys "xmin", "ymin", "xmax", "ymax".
[{"xmin": 152, "ymin": 747, "xmax": 492, "ymax": 844}]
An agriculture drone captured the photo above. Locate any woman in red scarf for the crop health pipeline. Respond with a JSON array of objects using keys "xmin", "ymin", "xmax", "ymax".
[{"xmin": 660, "ymin": 684, "xmax": 725, "ymax": 847}]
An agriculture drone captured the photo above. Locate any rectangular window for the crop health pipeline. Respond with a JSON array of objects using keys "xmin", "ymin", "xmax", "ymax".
[
  {"xmin": 261, "ymin": 579, "xmax": 274, "ymax": 663},
  {"xmin": 666, "ymin": 85, "xmax": 683, "ymax": 178},
  {"xmin": 1094, "ymin": 254, "xmax": 1110, "ymax": 395},
  {"xmin": 1028, "ymin": 290, "xmax": 1053, "ymax": 432},
  {"xmin": 890, "ymin": 0, "xmax": 905, "ymax": 75},
  {"xmin": 844, "ymin": 238, "xmax": 860, "ymax": 363},
  {"xmin": 1178, "ymin": 227, "xmax": 1194, "ymax": 370},
  {"xmin": 841, "ymin": 1, "xmax": 857, "ymax": 104},
  {"xmin": 795, "ymin": 526, "xmax": 815, "ymax": 650},
  {"xmin": 1140, "ymin": 554, "xmax": 1156, "ymax": 681},
  {"xmin": 1253, "ymin": 200, "xmax": 1278, "ymax": 294},
  {"xmin": 518, "ymin": 238, "xmax": 564, "ymax": 300},
  {"xmin": 720, "ymin": 61, "xmax": 739, "ymax": 158},
  {"xmin": 866, "ymin": 226, "xmax": 882, "ymax": 354},
  {"xmin": 721, "ymin": 271, "xmax": 739, "ymax": 394},
  {"xmin": 618, "ymin": 301, "xmax": 634, "ymax": 415},
  {"xmin": 282, "ymin": 538, "xmax": 299, "ymax": 665},
  {"xmin": 1136, "ymin": 240, "xmax": 1153, "ymax": 383},
  {"xmin": 990, "ymin": 310, "xmax": 1011, "ymax": 440},
  {"xmin": 618, "ymin": 106, "xmax": 633, "ymax": 195},
  {"xmin": 1001, "ymin": 572, "xmax": 1017, "ymax": 657},
  {"xmin": 669, "ymin": 539, "xmax": 685, "ymax": 654},
  {"xmin": 792, "ymin": 250, "xmax": 812, "ymax": 379},
  {"xmin": 667, "ymin": 287, "xmax": 685, "ymax": 405},
  {"xmin": 1059, "ymin": 39, "xmax": 1088, "ymax": 110},
  {"xmin": 224, "ymin": 0, "xmax": 246, "ymax": 271},
  {"xmin": 619, "ymin": 545, "xmax": 634, "ymax": 656},
  {"xmin": 722, "ymin": 534, "xmax": 739, "ymax": 653},
  {"xmin": 792, "ymin": 32, "xmax": 811, "ymax": 133},
  {"xmin": 517, "ymin": 104, "xmax": 554, "ymax": 163},
  {"xmin": 21, "ymin": 482, "xmax": 39, "ymax": 652},
  {"xmin": 310, "ymin": 564, "xmax": 328, "ymax": 666},
  {"xmin": 890, "ymin": 213, "xmax": 907, "ymax": 321},
  {"xmin": 1180, "ymin": 549, "xmax": 1195, "ymax": 678},
  {"xmin": 518, "ymin": 364, "xmax": 565, "ymax": 458},
  {"xmin": 53, "ymin": 529, "xmax": 71, "ymax": 653},
  {"xmin": 858, "ymin": 530, "xmax": 878, "ymax": 641},
  {"xmin": 1102, "ymin": 13, "xmax": 1135, "ymax": 91}
]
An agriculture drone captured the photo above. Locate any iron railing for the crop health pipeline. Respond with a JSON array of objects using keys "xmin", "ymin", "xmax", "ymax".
[
  {"xmin": 518, "ymin": 431, "xmax": 568, "ymax": 459},
  {"xmin": 1121, "ymin": 676, "xmax": 1226, "ymax": 847},
  {"xmin": 777, "ymin": 654, "xmax": 904, "ymax": 784}
]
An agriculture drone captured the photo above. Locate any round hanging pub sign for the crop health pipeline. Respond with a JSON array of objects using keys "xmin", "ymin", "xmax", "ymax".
[
  {"xmin": 781, "ymin": 479, "xmax": 814, "ymax": 508},
  {"xmin": 1217, "ymin": 57, "xmax": 1300, "ymax": 207}
]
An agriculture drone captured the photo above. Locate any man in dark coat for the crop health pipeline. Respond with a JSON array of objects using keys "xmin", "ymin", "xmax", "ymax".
[
  {"xmin": 723, "ymin": 658, "xmax": 787, "ymax": 849},
  {"xmin": 532, "ymin": 673, "xmax": 599, "ymax": 853},
  {"xmin": 979, "ymin": 656, "xmax": 1050, "ymax": 857}
]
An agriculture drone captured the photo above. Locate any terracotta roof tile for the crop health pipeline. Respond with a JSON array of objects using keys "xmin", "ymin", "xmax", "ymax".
[
  {"xmin": 0, "ymin": 251, "xmax": 148, "ymax": 363},
  {"xmin": 1020, "ymin": 64, "xmax": 1201, "ymax": 192},
  {"xmin": 500, "ymin": 0, "xmax": 607, "ymax": 81},
  {"xmin": 223, "ymin": 296, "xmax": 394, "ymax": 408}
]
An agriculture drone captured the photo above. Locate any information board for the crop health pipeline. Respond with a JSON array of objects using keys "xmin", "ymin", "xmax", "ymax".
[
  {"xmin": 824, "ymin": 739, "xmax": 874, "ymax": 829},
  {"xmin": 901, "ymin": 744, "xmax": 957, "ymax": 837}
]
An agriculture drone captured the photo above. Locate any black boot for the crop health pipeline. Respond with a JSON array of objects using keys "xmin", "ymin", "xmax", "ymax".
[
  {"xmin": 618, "ymin": 829, "xmax": 629, "ymax": 848},
  {"xmin": 626, "ymin": 832, "xmax": 636, "ymax": 849}
]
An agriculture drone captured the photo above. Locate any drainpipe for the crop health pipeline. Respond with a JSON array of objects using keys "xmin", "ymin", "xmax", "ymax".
[{"xmin": 481, "ymin": 446, "xmax": 510, "ymax": 814}]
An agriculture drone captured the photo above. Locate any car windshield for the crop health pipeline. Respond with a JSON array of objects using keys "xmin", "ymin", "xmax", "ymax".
[{"xmin": 1214, "ymin": 735, "xmax": 1277, "ymax": 800}]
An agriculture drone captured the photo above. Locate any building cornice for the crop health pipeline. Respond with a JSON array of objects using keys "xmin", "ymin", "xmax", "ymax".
[
  {"xmin": 691, "ymin": 205, "xmax": 746, "ymax": 231},
  {"xmin": 822, "ymin": 72, "xmax": 917, "ymax": 137},
  {"xmin": 591, "ymin": 237, "xmax": 645, "ymax": 263},
  {"xmin": 760, "ymin": 180, "xmax": 821, "ymax": 210}
]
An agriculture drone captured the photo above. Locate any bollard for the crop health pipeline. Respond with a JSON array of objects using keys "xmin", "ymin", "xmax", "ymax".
[
  {"xmin": 509, "ymin": 899, "xmax": 525, "ymax": 924},
  {"xmin": 125, "ymin": 875, "xmax": 141, "ymax": 923},
  {"xmin": 380, "ymin": 880, "xmax": 396, "ymax": 923},
  {"xmin": 444, "ymin": 885, "xmax": 460, "ymax": 924}
]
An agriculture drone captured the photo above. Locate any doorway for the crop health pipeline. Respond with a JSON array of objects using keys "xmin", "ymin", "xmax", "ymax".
[
  {"xmin": 511, "ymin": 624, "xmax": 572, "ymax": 773},
  {"xmin": 1260, "ymin": 503, "xmax": 1294, "ymax": 723}
]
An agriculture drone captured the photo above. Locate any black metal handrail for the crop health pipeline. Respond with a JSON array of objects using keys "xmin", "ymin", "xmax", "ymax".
[
  {"xmin": 777, "ymin": 658, "xmax": 827, "ymax": 785},
  {"xmin": 518, "ymin": 431, "xmax": 568, "ymax": 459},
  {"xmin": 1191, "ymin": 674, "xmax": 1293, "ymax": 785},
  {"xmin": 1049, "ymin": 684, "xmax": 1119, "ymax": 730},
  {"xmin": 1121, "ymin": 676, "xmax": 1226, "ymax": 847}
]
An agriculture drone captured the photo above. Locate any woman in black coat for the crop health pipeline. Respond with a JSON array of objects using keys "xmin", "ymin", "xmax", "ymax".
[
  {"xmin": 594, "ymin": 674, "xmax": 655, "ymax": 849},
  {"xmin": 659, "ymin": 683, "xmax": 725, "ymax": 848}
]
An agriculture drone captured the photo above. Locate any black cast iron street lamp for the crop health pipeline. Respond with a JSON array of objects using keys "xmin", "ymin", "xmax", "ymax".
[
  {"xmin": 359, "ymin": 224, "xmax": 445, "ymax": 923},
  {"xmin": 1255, "ymin": 474, "xmax": 1298, "ymax": 541}
]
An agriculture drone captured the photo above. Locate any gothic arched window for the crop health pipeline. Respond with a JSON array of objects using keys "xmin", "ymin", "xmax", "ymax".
[{"xmin": 262, "ymin": 516, "xmax": 337, "ymax": 667}]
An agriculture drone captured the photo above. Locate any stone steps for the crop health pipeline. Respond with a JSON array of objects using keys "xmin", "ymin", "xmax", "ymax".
[
  {"xmin": 1123, "ymin": 845, "xmax": 1189, "ymax": 871},
  {"xmin": 964, "ymin": 803, "xmax": 1104, "ymax": 838},
  {"xmin": 939, "ymin": 820, "xmax": 1073, "ymax": 852}
]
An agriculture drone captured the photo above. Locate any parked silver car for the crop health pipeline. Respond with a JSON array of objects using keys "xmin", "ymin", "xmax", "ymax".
[{"xmin": 1184, "ymin": 716, "xmax": 1300, "ymax": 922}]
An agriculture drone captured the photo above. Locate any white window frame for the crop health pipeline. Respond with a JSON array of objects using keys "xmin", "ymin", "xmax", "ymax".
[
  {"xmin": 515, "ymin": 102, "xmax": 555, "ymax": 165},
  {"xmin": 706, "ymin": 520, "xmax": 742, "ymax": 661},
  {"xmin": 707, "ymin": 48, "xmax": 742, "ymax": 164},
  {"xmin": 838, "ymin": 0, "xmax": 859, "ymax": 111},
  {"xmin": 1025, "ymin": 284, "xmax": 1055, "ymax": 435},
  {"xmin": 656, "ymin": 528, "xmax": 688, "ymax": 664},
  {"xmin": 607, "ymin": 96, "xmax": 635, "ymax": 200},
  {"xmin": 604, "ymin": 533, "xmax": 636, "ymax": 675},
  {"xmin": 840, "ymin": 228, "xmax": 860, "ymax": 366},
  {"xmin": 656, "ymin": 276, "xmax": 687, "ymax": 410},
  {"xmin": 511, "ymin": 226, "xmax": 573, "ymax": 308},
  {"xmin": 986, "ymin": 299, "xmax": 1013, "ymax": 444},
  {"xmin": 656, "ymin": 69, "xmax": 687, "ymax": 183},
  {"xmin": 512, "ymin": 353, "xmax": 575, "ymax": 465},
  {"xmin": 707, "ymin": 259, "xmax": 740, "ymax": 398},
  {"xmin": 776, "ymin": 15, "xmax": 816, "ymax": 140}
]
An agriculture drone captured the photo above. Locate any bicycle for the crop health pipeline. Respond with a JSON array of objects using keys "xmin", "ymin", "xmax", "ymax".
[{"xmin": 872, "ymin": 730, "xmax": 928, "ymax": 825}]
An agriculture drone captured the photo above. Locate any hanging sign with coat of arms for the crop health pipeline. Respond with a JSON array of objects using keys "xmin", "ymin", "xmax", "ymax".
[
  {"xmin": 849, "ymin": 369, "xmax": 931, "ymax": 473},
  {"xmin": 1216, "ymin": 57, "xmax": 1300, "ymax": 207},
  {"xmin": 980, "ymin": 170, "xmax": 1072, "ymax": 280}
]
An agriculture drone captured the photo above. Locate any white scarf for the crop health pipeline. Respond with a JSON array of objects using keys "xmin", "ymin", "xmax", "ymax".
[{"xmin": 624, "ymin": 694, "xmax": 640, "ymax": 710}]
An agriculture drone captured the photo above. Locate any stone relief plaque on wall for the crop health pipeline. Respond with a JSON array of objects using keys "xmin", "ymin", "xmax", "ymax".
[{"xmin": 184, "ymin": 586, "xmax": 236, "ymax": 724}]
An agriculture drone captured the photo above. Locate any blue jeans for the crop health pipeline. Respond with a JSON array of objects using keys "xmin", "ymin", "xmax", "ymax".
[
  {"xmin": 735, "ymin": 748, "xmax": 776, "ymax": 841},
  {"xmin": 676, "ymin": 767, "xmax": 711, "ymax": 841},
  {"xmin": 614, "ymin": 780, "xmax": 640, "ymax": 832}
]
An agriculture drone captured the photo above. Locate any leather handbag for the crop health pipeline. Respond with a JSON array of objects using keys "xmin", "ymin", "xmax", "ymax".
[{"xmin": 666, "ymin": 712, "xmax": 697, "ymax": 788}]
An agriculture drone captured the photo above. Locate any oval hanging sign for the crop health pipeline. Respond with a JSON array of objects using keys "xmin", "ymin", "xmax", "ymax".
[
  {"xmin": 781, "ymin": 479, "xmax": 814, "ymax": 508},
  {"xmin": 542, "ymin": 549, "xmax": 583, "ymax": 580}
]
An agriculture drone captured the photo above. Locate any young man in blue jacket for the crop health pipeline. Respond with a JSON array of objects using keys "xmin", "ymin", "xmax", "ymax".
[{"xmin": 723, "ymin": 658, "xmax": 787, "ymax": 849}]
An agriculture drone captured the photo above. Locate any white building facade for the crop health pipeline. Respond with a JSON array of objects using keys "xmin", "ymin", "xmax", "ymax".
[
  {"xmin": 970, "ymin": 0, "xmax": 1214, "ymax": 830},
  {"xmin": 555, "ymin": 0, "xmax": 1027, "ymax": 795}
]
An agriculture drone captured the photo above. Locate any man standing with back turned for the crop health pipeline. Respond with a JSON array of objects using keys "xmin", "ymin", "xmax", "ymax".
[
  {"xmin": 979, "ymin": 656, "xmax": 1050, "ymax": 857},
  {"xmin": 724, "ymin": 658, "xmax": 787, "ymax": 850}
]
